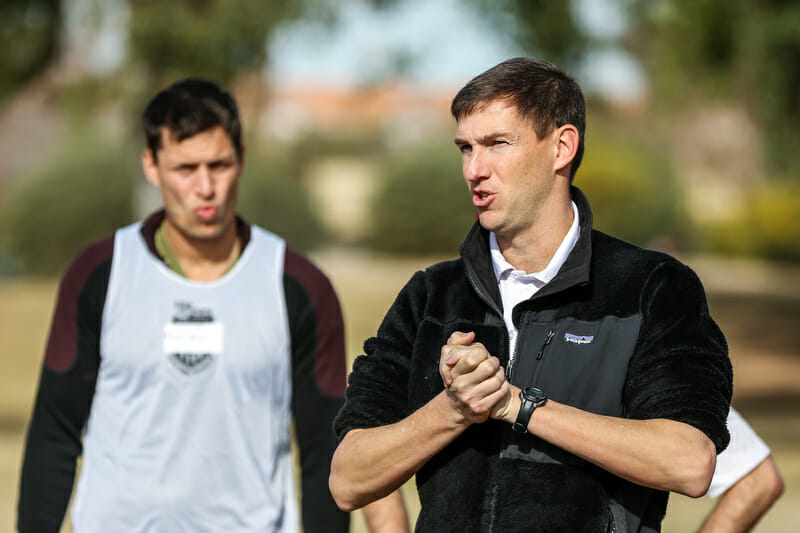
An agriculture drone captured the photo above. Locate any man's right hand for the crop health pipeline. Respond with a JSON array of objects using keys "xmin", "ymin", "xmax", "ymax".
[{"xmin": 439, "ymin": 331, "xmax": 510, "ymax": 425}]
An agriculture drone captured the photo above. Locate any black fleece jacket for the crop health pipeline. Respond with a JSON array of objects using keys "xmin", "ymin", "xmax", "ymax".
[{"xmin": 334, "ymin": 188, "xmax": 732, "ymax": 532}]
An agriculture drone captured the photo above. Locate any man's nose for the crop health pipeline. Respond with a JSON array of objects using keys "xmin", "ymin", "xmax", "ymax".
[
  {"xmin": 196, "ymin": 166, "xmax": 214, "ymax": 198},
  {"xmin": 464, "ymin": 149, "xmax": 489, "ymax": 182}
]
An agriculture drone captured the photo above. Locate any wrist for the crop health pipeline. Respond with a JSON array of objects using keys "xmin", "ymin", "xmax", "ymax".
[
  {"xmin": 434, "ymin": 389, "xmax": 475, "ymax": 429},
  {"xmin": 494, "ymin": 384, "xmax": 521, "ymax": 424},
  {"xmin": 511, "ymin": 387, "xmax": 548, "ymax": 433}
]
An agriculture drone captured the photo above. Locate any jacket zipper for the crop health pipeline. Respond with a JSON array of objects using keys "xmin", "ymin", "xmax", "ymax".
[
  {"xmin": 464, "ymin": 266, "xmax": 503, "ymax": 317},
  {"xmin": 463, "ymin": 265, "xmax": 511, "ymax": 374},
  {"xmin": 504, "ymin": 331, "xmax": 521, "ymax": 380},
  {"xmin": 607, "ymin": 508, "xmax": 617, "ymax": 533},
  {"xmin": 537, "ymin": 330, "xmax": 556, "ymax": 360},
  {"xmin": 463, "ymin": 264, "xmax": 507, "ymax": 532},
  {"xmin": 530, "ymin": 330, "xmax": 556, "ymax": 385}
]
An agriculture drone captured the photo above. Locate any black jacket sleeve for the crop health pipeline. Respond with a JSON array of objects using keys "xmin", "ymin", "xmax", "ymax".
[
  {"xmin": 17, "ymin": 239, "xmax": 112, "ymax": 532},
  {"xmin": 333, "ymin": 270, "xmax": 427, "ymax": 441},
  {"xmin": 625, "ymin": 259, "xmax": 732, "ymax": 452},
  {"xmin": 284, "ymin": 248, "xmax": 349, "ymax": 533}
]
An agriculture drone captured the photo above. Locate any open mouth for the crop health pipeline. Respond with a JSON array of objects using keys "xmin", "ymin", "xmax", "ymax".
[{"xmin": 473, "ymin": 191, "xmax": 493, "ymax": 207}]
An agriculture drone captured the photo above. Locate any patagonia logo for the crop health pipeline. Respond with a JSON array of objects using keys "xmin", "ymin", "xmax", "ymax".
[{"xmin": 564, "ymin": 333, "xmax": 594, "ymax": 344}]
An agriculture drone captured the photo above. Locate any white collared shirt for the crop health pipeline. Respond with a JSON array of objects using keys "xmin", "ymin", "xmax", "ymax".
[{"xmin": 490, "ymin": 201, "xmax": 580, "ymax": 361}]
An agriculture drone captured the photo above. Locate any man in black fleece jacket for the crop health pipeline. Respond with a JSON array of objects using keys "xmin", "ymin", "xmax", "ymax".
[{"xmin": 330, "ymin": 57, "xmax": 732, "ymax": 532}]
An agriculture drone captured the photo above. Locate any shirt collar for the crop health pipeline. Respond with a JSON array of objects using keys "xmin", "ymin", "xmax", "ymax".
[{"xmin": 490, "ymin": 200, "xmax": 581, "ymax": 285}]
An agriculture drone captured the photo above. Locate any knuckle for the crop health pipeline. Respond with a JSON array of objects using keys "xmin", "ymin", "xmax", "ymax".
[{"xmin": 462, "ymin": 352, "xmax": 478, "ymax": 368}]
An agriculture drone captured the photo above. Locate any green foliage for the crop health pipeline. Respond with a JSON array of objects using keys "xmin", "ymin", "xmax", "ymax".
[
  {"xmin": 703, "ymin": 182, "xmax": 800, "ymax": 261},
  {"xmin": 129, "ymin": 0, "xmax": 300, "ymax": 87},
  {"xmin": 471, "ymin": 0, "xmax": 588, "ymax": 69},
  {"xmin": 365, "ymin": 143, "xmax": 475, "ymax": 255},
  {"xmin": 625, "ymin": 0, "xmax": 800, "ymax": 174},
  {"xmin": 0, "ymin": 0, "xmax": 61, "ymax": 102},
  {"xmin": 576, "ymin": 135, "xmax": 683, "ymax": 247},
  {"xmin": 0, "ymin": 133, "xmax": 135, "ymax": 275},
  {"xmin": 626, "ymin": 0, "xmax": 748, "ymax": 100},
  {"xmin": 236, "ymin": 149, "xmax": 327, "ymax": 252}
]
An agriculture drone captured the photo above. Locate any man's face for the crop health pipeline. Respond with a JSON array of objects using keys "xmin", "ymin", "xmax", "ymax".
[
  {"xmin": 143, "ymin": 126, "xmax": 243, "ymax": 244},
  {"xmin": 454, "ymin": 100, "xmax": 560, "ymax": 241}
]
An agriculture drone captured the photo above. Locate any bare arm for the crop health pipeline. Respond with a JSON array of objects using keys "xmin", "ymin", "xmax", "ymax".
[
  {"xmin": 497, "ymin": 393, "xmax": 717, "ymax": 496},
  {"xmin": 329, "ymin": 331, "xmax": 508, "ymax": 511},
  {"xmin": 699, "ymin": 456, "xmax": 784, "ymax": 533},
  {"xmin": 330, "ymin": 393, "xmax": 467, "ymax": 511},
  {"xmin": 446, "ymin": 333, "xmax": 718, "ymax": 498},
  {"xmin": 362, "ymin": 491, "xmax": 410, "ymax": 533}
]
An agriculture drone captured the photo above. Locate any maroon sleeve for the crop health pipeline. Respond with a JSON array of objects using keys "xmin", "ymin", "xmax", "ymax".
[
  {"xmin": 283, "ymin": 247, "xmax": 349, "ymax": 532},
  {"xmin": 284, "ymin": 248, "xmax": 347, "ymax": 397},
  {"xmin": 18, "ymin": 237, "xmax": 114, "ymax": 533}
]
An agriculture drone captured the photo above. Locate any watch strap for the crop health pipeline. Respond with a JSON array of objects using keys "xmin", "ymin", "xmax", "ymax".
[{"xmin": 512, "ymin": 387, "xmax": 546, "ymax": 433}]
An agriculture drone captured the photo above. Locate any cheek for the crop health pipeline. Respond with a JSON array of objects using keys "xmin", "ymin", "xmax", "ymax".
[
  {"xmin": 221, "ymin": 175, "xmax": 240, "ymax": 201},
  {"xmin": 164, "ymin": 182, "xmax": 190, "ymax": 203}
]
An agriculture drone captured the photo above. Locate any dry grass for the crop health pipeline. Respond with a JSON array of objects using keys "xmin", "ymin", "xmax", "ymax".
[
  {"xmin": 2, "ymin": 251, "xmax": 799, "ymax": 531},
  {"xmin": 0, "ymin": 279, "xmax": 59, "ymax": 531}
]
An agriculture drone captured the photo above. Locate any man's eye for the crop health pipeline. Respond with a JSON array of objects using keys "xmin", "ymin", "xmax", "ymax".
[{"xmin": 458, "ymin": 144, "xmax": 472, "ymax": 154}]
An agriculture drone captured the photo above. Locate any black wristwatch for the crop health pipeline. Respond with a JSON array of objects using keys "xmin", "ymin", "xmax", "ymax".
[{"xmin": 512, "ymin": 387, "xmax": 547, "ymax": 433}]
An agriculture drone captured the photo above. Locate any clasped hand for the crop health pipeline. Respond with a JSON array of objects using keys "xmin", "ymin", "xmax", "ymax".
[{"xmin": 439, "ymin": 331, "xmax": 514, "ymax": 424}]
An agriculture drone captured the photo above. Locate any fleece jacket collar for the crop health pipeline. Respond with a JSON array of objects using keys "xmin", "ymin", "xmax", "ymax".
[{"xmin": 458, "ymin": 186, "xmax": 594, "ymax": 313}]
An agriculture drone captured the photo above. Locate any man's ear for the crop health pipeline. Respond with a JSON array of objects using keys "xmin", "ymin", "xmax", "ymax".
[
  {"xmin": 553, "ymin": 124, "xmax": 579, "ymax": 175},
  {"xmin": 142, "ymin": 149, "xmax": 160, "ymax": 187}
]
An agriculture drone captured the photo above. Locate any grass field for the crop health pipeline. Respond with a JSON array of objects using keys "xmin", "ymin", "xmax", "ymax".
[{"xmin": 2, "ymin": 251, "xmax": 798, "ymax": 531}]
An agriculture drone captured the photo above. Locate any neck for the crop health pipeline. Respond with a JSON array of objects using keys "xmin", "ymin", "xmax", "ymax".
[
  {"xmin": 497, "ymin": 197, "xmax": 574, "ymax": 274},
  {"xmin": 162, "ymin": 220, "xmax": 241, "ymax": 282}
]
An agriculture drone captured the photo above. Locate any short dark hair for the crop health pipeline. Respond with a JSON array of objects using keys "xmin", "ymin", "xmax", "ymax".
[
  {"xmin": 142, "ymin": 78, "xmax": 242, "ymax": 161},
  {"xmin": 451, "ymin": 57, "xmax": 585, "ymax": 179}
]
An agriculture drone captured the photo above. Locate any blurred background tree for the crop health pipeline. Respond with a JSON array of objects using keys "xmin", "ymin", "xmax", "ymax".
[
  {"xmin": 0, "ymin": 0, "xmax": 62, "ymax": 103},
  {"xmin": 0, "ymin": 132, "xmax": 135, "ymax": 275},
  {"xmin": 623, "ymin": 0, "xmax": 800, "ymax": 176},
  {"xmin": 237, "ymin": 149, "xmax": 328, "ymax": 252},
  {"xmin": 365, "ymin": 142, "xmax": 475, "ymax": 255},
  {"xmin": 129, "ymin": 0, "xmax": 300, "ymax": 90},
  {"xmin": 576, "ymin": 128, "xmax": 684, "ymax": 247},
  {"xmin": 469, "ymin": 0, "xmax": 589, "ymax": 70}
]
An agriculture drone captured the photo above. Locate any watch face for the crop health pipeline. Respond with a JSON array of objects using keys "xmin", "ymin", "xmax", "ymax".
[{"xmin": 522, "ymin": 387, "xmax": 547, "ymax": 404}]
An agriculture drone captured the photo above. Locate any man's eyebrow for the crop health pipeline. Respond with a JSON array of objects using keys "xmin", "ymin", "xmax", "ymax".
[
  {"xmin": 170, "ymin": 161, "xmax": 198, "ymax": 168},
  {"xmin": 454, "ymin": 131, "xmax": 512, "ymax": 146}
]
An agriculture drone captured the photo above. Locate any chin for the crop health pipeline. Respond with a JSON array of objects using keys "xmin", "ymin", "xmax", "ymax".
[
  {"xmin": 477, "ymin": 213, "xmax": 500, "ymax": 232},
  {"xmin": 186, "ymin": 224, "xmax": 225, "ymax": 242}
]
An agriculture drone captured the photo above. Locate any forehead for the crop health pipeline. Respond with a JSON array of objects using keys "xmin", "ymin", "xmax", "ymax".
[
  {"xmin": 455, "ymin": 100, "xmax": 530, "ymax": 135},
  {"xmin": 157, "ymin": 125, "xmax": 237, "ymax": 161}
]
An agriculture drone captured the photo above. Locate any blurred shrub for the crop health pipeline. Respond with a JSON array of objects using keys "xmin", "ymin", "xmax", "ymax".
[
  {"xmin": 365, "ymin": 143, "xmax": 475, "ymax": 255},
  {"xmin": 236, "ymin": 150, "xmax": 327, "ymax": 252},
  {"xmin": 576, "ymin": 136, "xmax": 684, "ymax": 247},
  {"xmin": 703, "ymin": 182, "xmax": 800, "ymax": 261},
  {"xmin": 0, "ymin": 134, "xmax": 135, "ymax": 276},
  {"xmin": 750, "ymin": 182, "xmax": 800, "ymax": 260}
]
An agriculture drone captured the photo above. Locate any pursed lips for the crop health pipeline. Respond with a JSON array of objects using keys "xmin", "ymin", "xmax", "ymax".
[{"xmin": 194, "ymin": 206, "xmax": 218, "ymax": 221}]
